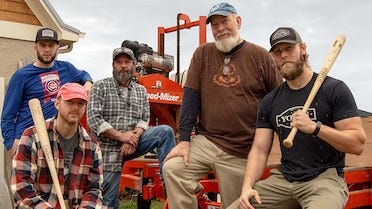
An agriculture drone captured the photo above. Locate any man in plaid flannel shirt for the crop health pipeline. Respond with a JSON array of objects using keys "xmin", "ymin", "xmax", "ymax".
[
  {"xmin": 11, "ymin": 83, "xmax": 105, "ymax": 209},
  {"xmin": 87, "ymin": 47, "xmax": 176, "ymax": 209}
]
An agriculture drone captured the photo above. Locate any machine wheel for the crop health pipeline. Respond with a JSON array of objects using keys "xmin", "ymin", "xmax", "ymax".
[{"xmin": 137, "ymin": 193, "xmax": 151, "ymax": 209}]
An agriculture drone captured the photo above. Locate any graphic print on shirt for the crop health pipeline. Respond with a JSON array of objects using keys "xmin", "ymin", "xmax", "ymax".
[
  {"xmin": 39, "ymin": 71, "xmax": 60, "ymax": 104},
  {"xmin": 276, "ymin": 106, "xmax": 317, "ymax": 129},
  {"xmin": 213, "ymin": 58, "xmax": 241, "ymax": 87}
]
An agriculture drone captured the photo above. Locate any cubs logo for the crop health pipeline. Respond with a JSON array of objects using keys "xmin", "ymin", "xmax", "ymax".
[
  {"xmin": 39, "ymin": 71, "xmax": 61, "ymax": 103},
  {"xmin": 45, "ymin": 80, "xmax": 59, "ymax": 93}
]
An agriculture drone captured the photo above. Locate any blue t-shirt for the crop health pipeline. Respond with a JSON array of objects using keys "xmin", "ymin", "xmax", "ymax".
[
  {"xmin": 1, "ymin": 60, "xmax": 92, "ymax": 150},
  {"xmin": 257, "ymin": 73, "xmax": 359, "ymax": 182}
]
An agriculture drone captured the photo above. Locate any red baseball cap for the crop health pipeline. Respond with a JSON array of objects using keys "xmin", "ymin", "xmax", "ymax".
[{"xmin": 57, "ymin": 83, "xmax": 88, "ymax": 102}]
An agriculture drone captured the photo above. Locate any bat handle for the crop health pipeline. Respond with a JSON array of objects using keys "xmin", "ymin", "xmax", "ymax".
[{"xmin": 283, "ymin": 127, "xmax": 298, "ymax": 148}]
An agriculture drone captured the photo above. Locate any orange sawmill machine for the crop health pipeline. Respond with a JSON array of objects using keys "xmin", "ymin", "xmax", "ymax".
[
  {"xmin": 118, "ymin": 14, "xmax": 221, "ymax": 209},
  {"xmin": 117, "ymin": 14, "xmax": 372, "ymax": 209}
]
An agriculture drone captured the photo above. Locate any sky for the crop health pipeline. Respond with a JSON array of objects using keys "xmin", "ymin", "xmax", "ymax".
[{"xmin": 48, "ymin": 0, "xmax": 372, "ymax": 111}]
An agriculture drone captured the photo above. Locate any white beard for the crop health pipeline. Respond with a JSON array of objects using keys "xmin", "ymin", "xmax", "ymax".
[{"xmin": 215, "ymin": 32, "xmax": 241, "ymax": 53}]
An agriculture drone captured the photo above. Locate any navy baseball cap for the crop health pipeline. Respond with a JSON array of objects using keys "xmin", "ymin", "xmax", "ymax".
[
  {"xmin": 206, "ymin": 2, "xmax": 237, "ymax": 24},
  {"xmin": 269, "ymin": 27, "xmax": 302, "ymax": 52},
  {"xmin": 35, "ymin": 28, "xmax": 59, "ymax": 43}
]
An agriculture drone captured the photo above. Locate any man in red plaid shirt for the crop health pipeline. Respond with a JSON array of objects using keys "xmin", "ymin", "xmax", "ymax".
[{"xmin": 11, "ymin": 83, "xmax": 105, "ymax": 209}]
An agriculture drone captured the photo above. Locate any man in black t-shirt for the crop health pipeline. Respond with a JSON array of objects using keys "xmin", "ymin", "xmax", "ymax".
[{"xmin": 228, "ymin": 27, "xmax": 366, "ymax": 209}]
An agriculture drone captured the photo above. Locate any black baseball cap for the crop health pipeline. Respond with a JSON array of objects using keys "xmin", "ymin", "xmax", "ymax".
[
  {"xmin": 35, "ymin": 28, "xmax": 59, "ymax": 43},
  {"xmin": 269, "ymin": 27, "xmax": 302, "ymax": 52}
]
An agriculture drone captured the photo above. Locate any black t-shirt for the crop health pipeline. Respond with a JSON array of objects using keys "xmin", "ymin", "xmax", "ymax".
[{"xmin": 257, "ymin": 73, "xmax": 359, "ymax": 182}]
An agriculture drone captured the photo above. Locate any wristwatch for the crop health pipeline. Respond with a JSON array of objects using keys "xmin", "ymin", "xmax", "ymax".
[{"xmin": 312, "ymin": 121, "xmax": 322, "ymax": 136}]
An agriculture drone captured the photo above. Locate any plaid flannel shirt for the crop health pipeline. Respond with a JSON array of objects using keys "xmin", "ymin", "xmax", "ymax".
[
  {"xmin": 11, "ymin": 118, "xmax": 105, "ymax": 209},
  {"xmin": 87, "ymin": 77, "xmax": 150, "ymax": 172}
]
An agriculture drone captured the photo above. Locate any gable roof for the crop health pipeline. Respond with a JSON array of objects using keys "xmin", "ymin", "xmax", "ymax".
[{"xmin": 0, "ymin": 0, "xmax": 84, "ymax": 53}]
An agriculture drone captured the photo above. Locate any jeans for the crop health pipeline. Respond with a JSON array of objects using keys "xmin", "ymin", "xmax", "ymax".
[
  {"xmin": 103, "ymin": 124, "xmax": 175, "ymax": 209},
  {"xmin": 123, "ymin": 124, "xmax": 176, "ymax": 179},
  {"xmin": 102, "ymin": 171, "xmax": 121, "ymax": 209}
]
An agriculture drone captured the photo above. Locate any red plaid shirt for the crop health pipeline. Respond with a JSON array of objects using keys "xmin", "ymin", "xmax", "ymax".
[{"xmin": 11, "ymin": 118, "xmax": 106, "ymax": 209}]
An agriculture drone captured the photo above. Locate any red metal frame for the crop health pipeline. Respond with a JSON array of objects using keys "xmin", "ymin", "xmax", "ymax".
[
  {"xmin": 120, "ymin": 159, "xmax": 165, "ymax": 201},
  {"xmin": 157, "ymin": 14, "xmax": 206, "ymax": 56},
  {"xmin": 137, "ymin": 73, "xmax": 183, "ymax": 134},
  {"xmin": 157, "ymin": 14, "xmax": 206, "ymax": 84},
  {"xmin": 344, "ymin": 167, "xmax": 372, "ymax": 208}
]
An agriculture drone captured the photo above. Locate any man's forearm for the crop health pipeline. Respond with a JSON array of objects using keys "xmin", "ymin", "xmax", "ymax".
[
  {"xmin": 133, "ymin": 127, "xmax": 144, "ymax": 137},
  {"xmin": 179, "ymin": 87, "xmax": 200, "ymax": 141},
  {"xmin": 101, "ymin": 128, "xmax": 123, "ymax": 143}
]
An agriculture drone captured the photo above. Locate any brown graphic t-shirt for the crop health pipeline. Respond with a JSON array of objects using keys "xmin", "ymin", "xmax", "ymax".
[{"xmin": 185, "ymin": 41, "xmax": 282, "ymax": 158}]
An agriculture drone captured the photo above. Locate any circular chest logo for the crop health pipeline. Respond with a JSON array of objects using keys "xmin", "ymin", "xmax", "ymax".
[{"xmin": 45, "ymin": 80, "xmax": 59, "ymax": 93}]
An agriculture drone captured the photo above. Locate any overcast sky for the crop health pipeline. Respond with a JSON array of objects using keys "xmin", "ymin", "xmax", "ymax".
[{"xmin": 49, "ymin": 0, "xmax": 372, "ymax": 111}]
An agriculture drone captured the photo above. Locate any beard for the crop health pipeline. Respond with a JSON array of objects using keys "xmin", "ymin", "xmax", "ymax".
[
  {"xmin": 113, "ymin": 68, "xmax": 133, "ymax": 85},
  {"xmin": 59, "ymin": 111, "xmax": 81, "ymax": 125},
  {"xmin": 279, "ymin": 55, "xmax": 306, "ymax": 81},
  {"xmin": 37, "ymin": 52, "xmax": 57, "ymax": 65},
  {"xmin": 214, "ymin": 31, "xmax": 241, "ymax": 53}
]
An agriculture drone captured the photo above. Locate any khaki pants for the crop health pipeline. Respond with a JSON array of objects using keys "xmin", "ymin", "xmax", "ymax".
[
  {"xmin": 227, "ymin": 168, "xmax": 348, "ymax": 209},
  {"xmin": 163, "ymin": 135, "xmax": 247, "ymax": 209}
]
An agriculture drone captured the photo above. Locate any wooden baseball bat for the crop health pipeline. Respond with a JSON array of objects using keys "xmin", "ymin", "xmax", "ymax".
[
  {"xmin": 28, "ymin": 98, "xmax": 67, "ymax": 209},
  {"xmin": 283, "ymin": 34, "xmax": 346, "ymax": 148}
]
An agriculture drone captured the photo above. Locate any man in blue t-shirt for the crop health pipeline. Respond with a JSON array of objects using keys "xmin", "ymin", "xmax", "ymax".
[
  {"xmin": 1, "ymin": 29, "xmax": 92, "ymax": 204},
  {"xmin": 228, "ymin": 27, "xmax": 366, "ymax": 209},
  {"xmin": 2, "ymin": 27, "xmax": 92, "ymax": 155}
]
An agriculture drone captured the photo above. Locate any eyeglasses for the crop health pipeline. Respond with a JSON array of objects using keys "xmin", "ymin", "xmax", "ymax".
[{"xmin": 223, "ymin": 56, "xmax": 231, "ymax": 75}]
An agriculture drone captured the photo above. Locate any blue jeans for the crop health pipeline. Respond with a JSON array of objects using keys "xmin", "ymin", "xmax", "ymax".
[
  {"xmin": 102, "ymin": 125, "xmax": 175, "ymax": 208},
  {"xmin": 102, "ymin": 171, "xmax": 121, "ymax": 209},
  {"xmin": 124, "ymin": 124, "xmax": 176, "ymax": 179}
]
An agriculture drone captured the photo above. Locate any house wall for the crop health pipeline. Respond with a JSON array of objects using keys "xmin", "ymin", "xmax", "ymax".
[
  {"xmin": 0, "ymin": 0, "xmax": 40, "ymax": 25},
  {"xmin": 346, "ymin": 116, "xmax": 372, "ymax": 167},
  {"xmin": 0, "ymin": 38, "xmax": 34, "ymax": 183},
  {"xmin": 0, "ymin": 37, "xmax": 35, "ymax": 84}
]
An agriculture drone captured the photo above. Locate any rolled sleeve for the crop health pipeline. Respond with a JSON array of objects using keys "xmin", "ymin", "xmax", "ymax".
[
  {"xmin": 135, "ymin": 120, "xmax": 148, "ymax": 131},
  {"xmin": 97, "ymin": 122, "xmax": 114, "ymax": 136}
]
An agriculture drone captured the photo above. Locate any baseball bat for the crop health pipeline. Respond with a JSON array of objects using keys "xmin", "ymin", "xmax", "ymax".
[
  {"xmin": 283, "ymin": 34, "xmax": 346, "ymax": 148},
  {"xmin": 28, "ymin": 98, "xmax": 67, "ymax": 209}
]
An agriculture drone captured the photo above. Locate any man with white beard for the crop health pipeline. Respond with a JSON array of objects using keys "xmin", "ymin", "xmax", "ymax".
[{"xmin": 163, "ymin": 3, "xmax": 283, "ymax": 209}]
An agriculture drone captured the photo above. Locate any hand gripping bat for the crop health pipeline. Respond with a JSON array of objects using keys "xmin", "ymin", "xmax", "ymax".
[
  {"xmin": 28, "ymin": 98, "xmax": 67, "ymax": 209},
  {"xmin": 282, "ymin": 34, "xmax": 346, "ymax": 148}
]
